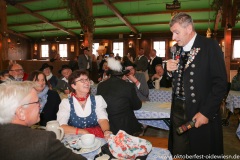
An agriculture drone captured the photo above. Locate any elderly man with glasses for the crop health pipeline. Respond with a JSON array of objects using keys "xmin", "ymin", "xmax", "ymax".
[
  {"xmin": 0, "ymin": 81, "xmax": 86, "ymax": 160},
  {"xmin": 8, "ymin": 63, "xmax": 26, "ymax": 81}
]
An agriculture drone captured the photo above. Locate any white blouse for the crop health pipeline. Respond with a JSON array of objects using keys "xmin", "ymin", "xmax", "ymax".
[{"xmin": 57, "ymin": 95, "xmax": 108, "ymax": 125}]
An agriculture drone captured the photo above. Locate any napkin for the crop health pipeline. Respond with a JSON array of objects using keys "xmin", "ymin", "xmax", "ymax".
[{"xmin": 107, "ymin": 130, "xmax": 152, "ymax": 160}]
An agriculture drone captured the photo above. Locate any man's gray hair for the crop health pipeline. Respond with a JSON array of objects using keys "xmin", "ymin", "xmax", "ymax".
[
  {"xmin": 0, "ymin": 81, "xmax": 37, "ymax": 124},
  {"xmin": 170, "ymin": 12, "xmax": 195, "ymax": 31}
]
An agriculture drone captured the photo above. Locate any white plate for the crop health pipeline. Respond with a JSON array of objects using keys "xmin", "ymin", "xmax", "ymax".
[{"xmin": 68, "ymin": 139, "xmax": 101, "ymax": 154}]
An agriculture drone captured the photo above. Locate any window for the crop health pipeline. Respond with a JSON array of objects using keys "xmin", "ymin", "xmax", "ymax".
[
  {"xmin": 233, "ymin": 40, "xmax": 240, "ymax": 59},
  {"xmin": 92, "ymin": 43, "xmax": 99, "ymax": 56},
  {"xmin": 153, "ymin": 41, "xmax": 166, "ymax": 57},
  {"xmin": 59, "ymin": 44, "xmax": 67, "ymax": 57},
  {"xmin": 41, "ymin": 45, "xmax": 49, "ymax": 57},
  {"xmin": 113, "ymin": 42, "xmax": 123, "ymax": 57}
]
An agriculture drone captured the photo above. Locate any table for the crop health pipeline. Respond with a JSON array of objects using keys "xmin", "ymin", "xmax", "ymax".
[
  {"xmin": 237, "ymin": 124, "xmax": 240, "ymax": 139},
  {"xmin": 91, "ymin": 84, "xmax": 172, "ymax": 103},
  {"xmin": 226, "ymin": 90, "xmax": 240, "ymax": 139},
  {"xmin": 226, "ymin": 90, "xmax": 240, "ymax": 113},
  {"xmin": 62, "ymin": 134, "xmax": 172, "ymax": 160},
  {"xmin": 149, "ymin": 88, "xmax": 172, "ymax": 102},
  {"xmin": 134, "ymin": 102, "xmax": 171, "ymax": 130}
]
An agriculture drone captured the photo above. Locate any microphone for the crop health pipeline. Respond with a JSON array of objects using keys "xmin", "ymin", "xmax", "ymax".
[
  {"xmin": 170, "ymin": 45, "xmax": 179, "ymax": 72},
  {"xmin": 176, "ymin": 119, "xmax": 196, "ymax": 135},
  {"xmin": 170, "ymin": 46, "xmax": 177, "ymax": 60}
]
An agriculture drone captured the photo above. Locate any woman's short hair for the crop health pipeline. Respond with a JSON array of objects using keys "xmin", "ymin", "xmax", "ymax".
[
  {"xmin": 0, "ymin": 81, "xmax": 37, "ymax": 124},
  {"xmin": 68, "ymin": 70, "xmax": 88, "ymax": 93},
  {"xmin": 169, "ymin": 12, "xmax": 195, "ymax": 30}
]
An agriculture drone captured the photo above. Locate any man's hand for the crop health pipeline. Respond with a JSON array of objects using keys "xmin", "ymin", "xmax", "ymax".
[
  {"xmin": 192, "ymin": 112, "xmax": 209, "ymax": 128},
  {"xmin": 166, "ymin": 59, "xmax": 179, "ymax": 72}
]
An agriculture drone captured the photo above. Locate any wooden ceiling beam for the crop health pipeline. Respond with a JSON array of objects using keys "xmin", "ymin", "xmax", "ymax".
[
  {"xmin": 8, "ymin": 6, "xmax": 212, "ymax": 17},
  {"xmin": 7, "ymin": 29, "xmax": 31, "ymax": 40},
  {"xmin": 7, "ymin": 7, "xmax": 67, "ymax": 16},
  {"xmin": 19, "ymin": 20, "xmax": 215, "ymax": 34},
  {"xmin": 93, "ymin": 0, "xmax": 144, "ymax": 6},
  {"xmin": 11, "ymin": 3, "xmax": 77, "ymax": 37},
  {"xmin": 102, "ymin": 0, "xmax": 138, "ymax": 33}
]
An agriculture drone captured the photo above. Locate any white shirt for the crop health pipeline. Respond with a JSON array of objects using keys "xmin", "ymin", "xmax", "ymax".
[
  {"xmin": 62, "ymin": 77, "xmax": 68, "ymax": 83},
  {"xmin": 57, "ymin": 95, "xmax": 108, "ymax": 125},
  {"xmin": 183, "ymin": 33, "xmax": 197, "ymax": 51},
  {"xmin": 85, "ymin": 54, "xmax": 90, "ymax": 69},
  {"xmin": 138, "ymin": 55, "xmax": 144, "ymax": 60},
  {"xmin": 150, "ymin": 56, "xmax": 156, "ymax": 65}
]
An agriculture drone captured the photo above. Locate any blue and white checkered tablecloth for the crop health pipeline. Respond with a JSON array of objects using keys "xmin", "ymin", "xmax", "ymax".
[
  {"xmin": 149, "ymin": 88, "xmax": 172, "ymax": 103},
  {"xmin": 91, "ymin": 85, "xmax": 172, "ymax": 103},
  {"xmin": 237, "ymin": 124, "xmax": 240, "ymax": 139},
  {"xmin": 226, "ymin": 90, "xmax": 240, "ymax": 113},
  {"xmin": 135, "ymin": 102, "xmax": 171, "ymax": 130},
  {"xmin": 224, "ymin": 90, "xmax": 240, "ymax": 139}
]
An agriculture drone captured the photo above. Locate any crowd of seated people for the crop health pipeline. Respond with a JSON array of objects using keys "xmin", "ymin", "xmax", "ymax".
[{"xmin": 0, "ymin": 50, "xmax": 175, "ymax": 144}]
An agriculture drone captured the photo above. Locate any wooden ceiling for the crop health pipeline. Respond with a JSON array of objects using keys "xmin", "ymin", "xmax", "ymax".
[{"xmin": 5, "ymin": 0, "xmax": 240, "ymax": 41}]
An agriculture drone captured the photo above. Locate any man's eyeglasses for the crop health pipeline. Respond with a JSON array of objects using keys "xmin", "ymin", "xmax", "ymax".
[
  {"xmin": 10, "ymin": 69, "xmax": 24, "ymax": 72},
  {"xmin": 22, "ymin": 100, "xmax": 40, "ymax": 106},
  {"xmin": 75, "ymin": 78, "xmax": 90, "ymax": 84}
]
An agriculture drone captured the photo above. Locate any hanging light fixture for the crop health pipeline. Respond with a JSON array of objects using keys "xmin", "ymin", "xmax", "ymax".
[
  {"xmin": 79, "ymin": 35, "xmax": 84, "ymax": 41},
  {"xmin": 137, "ymin": 32, "xmax": 142, "ymax": 39},
  {"xmin": 16, "ymin": 39, "xmax": 20, "ymax": 45},
  {"xmin": 41, "ymin": 35, "xmax": 46, "ymax": 42},
  {"xmin": 55, "ymin": 37, "xmax": 60, "ymax": 42},
  {"xmin": 80, "ymin": 30, "xmax": 84, "ymax": 36},
  {"xmin": 129, "ymin": 31, "xmax": 134, "ymax": 37},
  {"xmin": 66, "ymin": 34, "xmax": 71, "ymax": 40},
  {"xmin": 227, "ymin": 23, "xmax": 232, "ymax": 30}
]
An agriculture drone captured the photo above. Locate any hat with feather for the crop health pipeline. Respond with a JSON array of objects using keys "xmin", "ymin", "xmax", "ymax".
[{"xmin": 107, "ymin": 58, "xmax": 129, "ymax": 76}]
